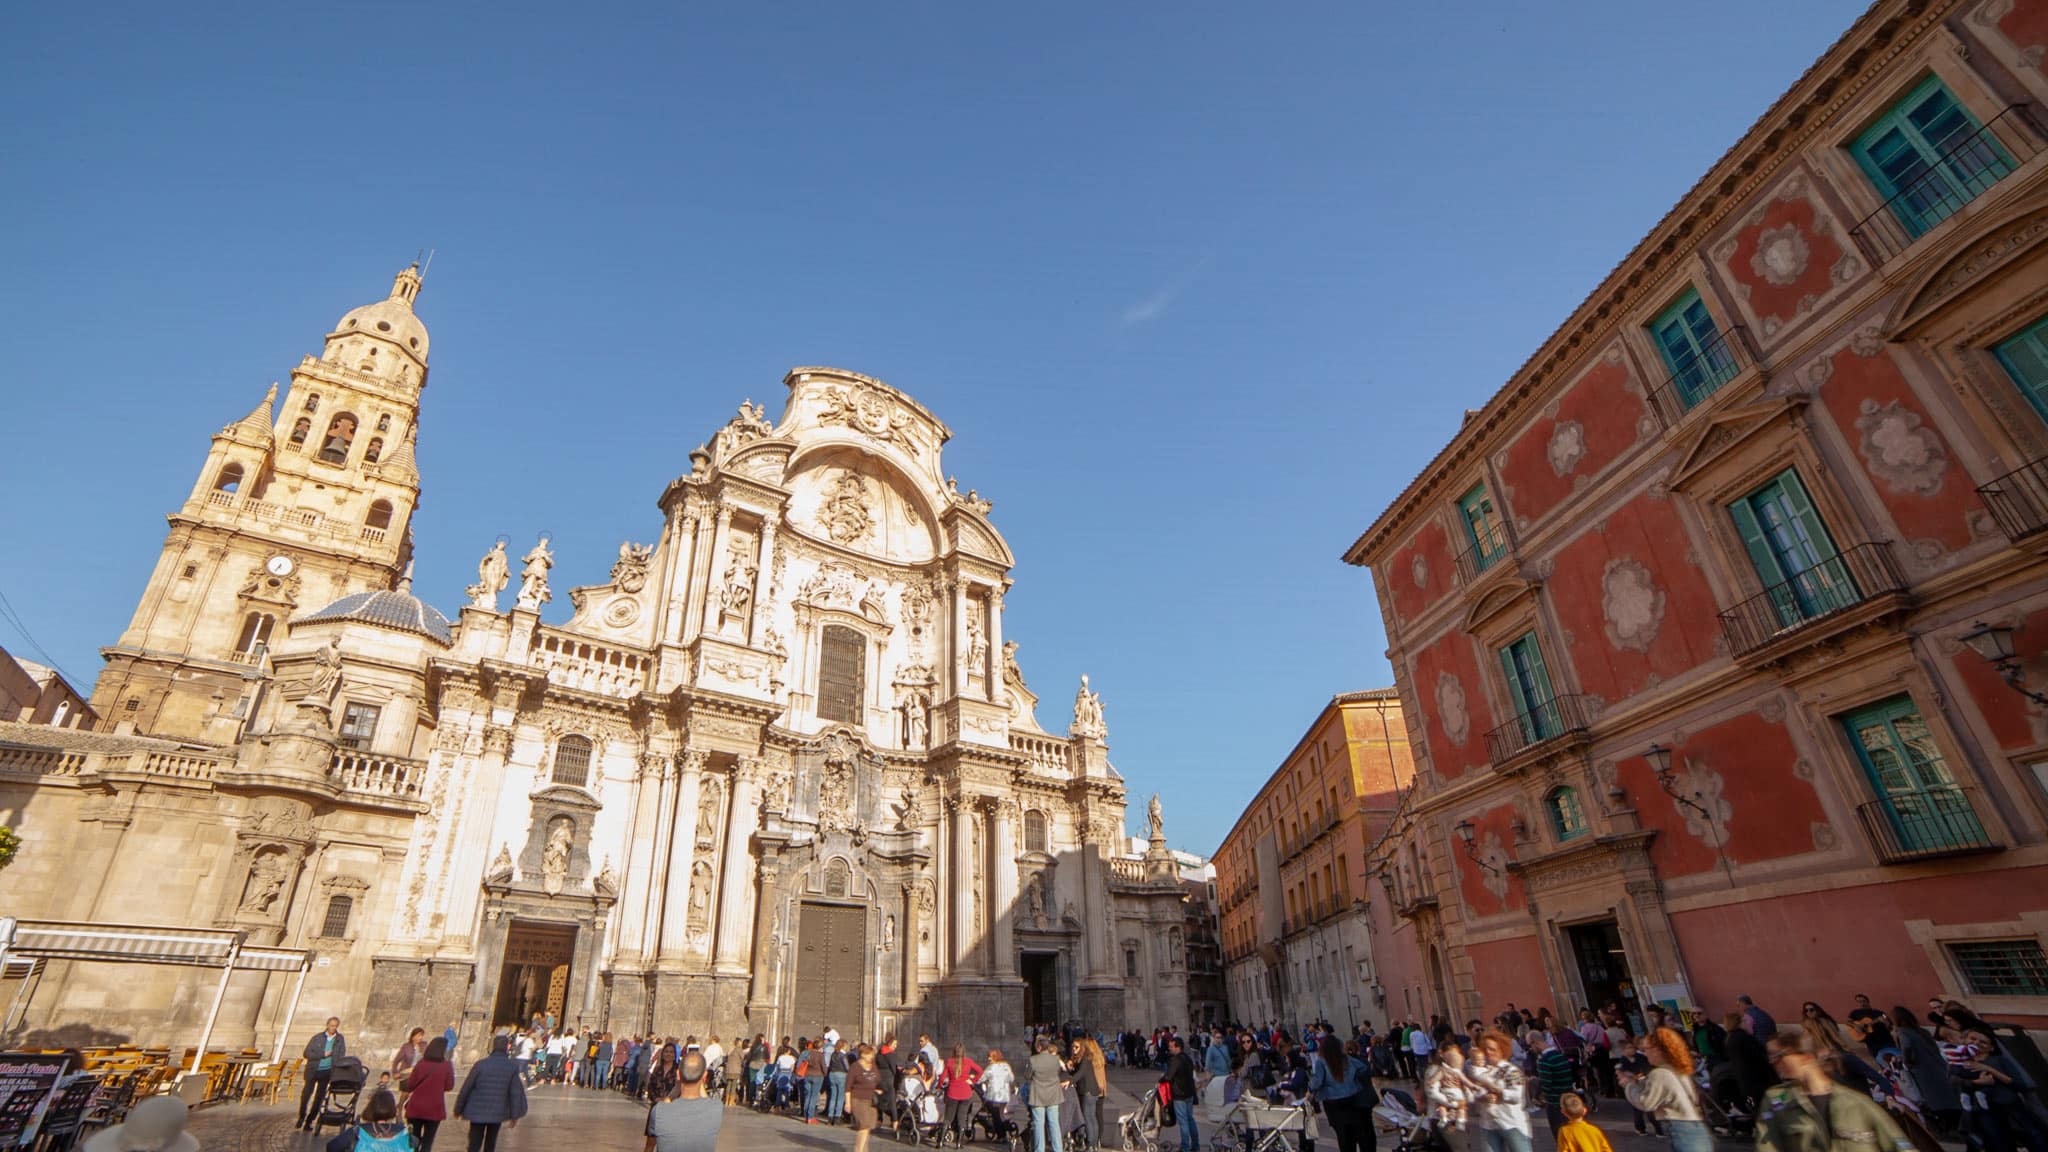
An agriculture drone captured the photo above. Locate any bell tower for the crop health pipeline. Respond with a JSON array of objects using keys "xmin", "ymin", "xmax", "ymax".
[{"xmin": 91, "ymin": 266, "xmax": 432, "ymax": 742}]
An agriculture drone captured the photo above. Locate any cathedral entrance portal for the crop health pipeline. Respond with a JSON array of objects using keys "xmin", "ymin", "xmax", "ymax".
[
  {"xmin": 1021, "ymin": 952, "xmax": 1058, "ymax": 1027},
  {"xmin": 792, "ymin": 903, "xmax": 866, "ymax": 1037},
  {"xmin": 493, "ymin": 921, "xmax": 577, "ymax": 1029}
]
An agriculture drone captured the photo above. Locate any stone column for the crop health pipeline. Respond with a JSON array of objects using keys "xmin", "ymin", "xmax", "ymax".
[
  {"xmin": 665, "ymin": 512, "xmax": 700, "ymax": 645},
  {"xmin": 658, "ymin": 750, "xmax": 705, "ymax": 959},
  {"xmin": 990, "ymin": 800, "xmax": 1017, "ymax": 978},
  {"xmin": 691, "ymin": 508, "xmax": 734, "ymax": 642},
  {"xmin": 638, "ymin": 759, "xmax": 677, "ymax": 963},
  {"xmin": 712, "ymin": 760, "xmax": 761, "ymax": 972},
  {"xmin": 1082, "ymin": 823, "xmax": 1112, "ymax": 980},
  {"xmin": 950, "ymin": 580, "xmax": 968, "ymax": 699},
  {"xmin": 747, "ymin": 859, "xmax": 783, "ymax": 1023},
  {"xmin": 447, "ymin": 725, "xmax": 514, "ymax": 941},
  {"xmin": 899, "ymin": 882, "xmax": 919, "ymax": 1006},
  {"xmin": 950, "ymin": 798, "xmax": 975, "ymax": 974},
  {"xmin": 987, "ymin": 587, "xmax": 1006, "ymax": 706},
  {"xmin": 749, "ymin": 519, "xmax": 776, "ymax": 645},
  {"xmin": 614, "ymin": 751, "xmax": 666, "ymax": 961}
]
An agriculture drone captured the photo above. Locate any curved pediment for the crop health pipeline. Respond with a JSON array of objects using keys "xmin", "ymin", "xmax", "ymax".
[
  {"xmin": 1887, "ymin": 193, "xmax": 2048, "ymax": 339},
  {"xmin": 1463, "ymin": 576, "xmax": 1543, "ymax": 637},
  {"xmin": 784, "ymin": 444, "xmax": 943, "ymax": 563}
]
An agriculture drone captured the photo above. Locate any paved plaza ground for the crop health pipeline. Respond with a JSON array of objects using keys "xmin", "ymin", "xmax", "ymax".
[{"xmin": 185, "ymin": 1067, "xmax": 1700, "ymax": 1152}]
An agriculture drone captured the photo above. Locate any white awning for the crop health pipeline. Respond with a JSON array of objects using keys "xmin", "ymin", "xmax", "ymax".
[
  {"xmin": 236, "ymin": 947, "xmax": 312, "ymax": 973},
  {"xmin": 10, "ymin": 923, "xmax": 240, "ymax": 967}
]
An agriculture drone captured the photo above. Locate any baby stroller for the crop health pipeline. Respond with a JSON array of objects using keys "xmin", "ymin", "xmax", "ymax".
[
  {"xmin": 764, "ymin": 1065, "xmax": 795, "ymax": 1113},
  {"xmin": 1232, "ymin": 1095, "xmax": 1316, "ymax": 1152},
  {"xmin": 1059, "ymin": 1083, "xmax": 1094, "ymax": 1152},
  {"xmin": 311, "ymin": 1057, "xmax": 368, "ymax": 1136},
  {"xmin": 1117, "ymin": 1084, "xmax": 1168, "ymax": 1152},
  {"xmin": 1374, "ymin": 1088, "xmax": 1448, "ymax": 1152},
  {"xmin": 972, "ymin": 1086, "xmax": 1025, "ymax": 1150},
  {"xmin": 893, "ymin": 1076, "xmax": 951, "ymax": 1146}
]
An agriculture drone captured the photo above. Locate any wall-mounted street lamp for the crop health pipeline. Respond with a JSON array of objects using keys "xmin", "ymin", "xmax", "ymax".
[
  {"xmin": 1645, "ymin": 743, "xmax": 1735, "ymax": 885},
  {"xmin": 1960, "ymin": 621, "xmax": 2048, "ymax": 706},
  {"xmin": 1454, "ymin": 819, "xmax": 1501, "ymax": 877}
]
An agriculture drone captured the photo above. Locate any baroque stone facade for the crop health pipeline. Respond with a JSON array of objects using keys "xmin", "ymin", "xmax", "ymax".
[{"xmin": 0, "ymin": 271, "xmax": 1190, "ymax": 1058}]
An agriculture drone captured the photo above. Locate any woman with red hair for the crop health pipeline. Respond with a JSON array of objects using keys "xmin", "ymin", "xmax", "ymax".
[{"xmin": 1620, "ymin": 1028, "xmax": 1710, "ymax": 1152}]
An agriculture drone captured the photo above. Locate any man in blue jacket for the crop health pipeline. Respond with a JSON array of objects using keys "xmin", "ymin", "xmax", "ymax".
[{"xmin": 455, "ymin": 1034, "xmax": 529, "ymax": 1152}]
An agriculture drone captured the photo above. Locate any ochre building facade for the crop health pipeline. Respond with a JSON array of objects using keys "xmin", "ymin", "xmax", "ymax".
[
  {"xmin": 1348, "ymin": 0, "xmax": 2048, "ymax": 1031},
  {"xmin": 0, "ymin": 269, "xmax": 1192, "ymax": 1058}
]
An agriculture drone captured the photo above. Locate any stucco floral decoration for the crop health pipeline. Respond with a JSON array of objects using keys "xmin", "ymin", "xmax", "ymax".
[
  {"xmin": 1476, "ymin": 829, "xmax": 1511, "ymax": 901},
  {"xmin": 1411, "ymin": 554, "xmax": 1430, "ymax": 590},
  {"xmin": 1855, "ymin": 399, "xmax": 1948, "ymax": 496},
  {"xmin": 1673, "ymin": 755, "xmax": 1734, "ymax": 845},
  {"xmin": 1600, "ymin": 557, "xmax": 1666, "ymax": 653},
  {"xmin": 1547, "ymin": 420, "xmax": 1587, "ymax": 478},
  {"xmin": 1436, "ymin": 672, "xmax": 1471, "ymax": 746},
  {"xmin": 1750, "ymin": 223, "xmax": 1811, "ymax": 287}
]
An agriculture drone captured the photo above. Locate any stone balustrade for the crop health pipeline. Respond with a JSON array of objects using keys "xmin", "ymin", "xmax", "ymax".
[
  {"xmin": 100, "ymin": 750, "xmax": 224, "ymax": 781},
  {"xmin": 1008, "ymin": 731, "xmax": 1072, "ymax": 776},
  {"xmin": 329, "ymin": 749, "xmax": 426, "ymax": 800},
  {"xmin": 0, "ymin": 744, "xmax": 90, "ymax": 777}
]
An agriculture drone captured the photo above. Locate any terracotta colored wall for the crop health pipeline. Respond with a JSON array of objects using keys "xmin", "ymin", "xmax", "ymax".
[
  {"xmin": 1952, "ymin": 604, "xmax": 2048, "ymax": 749},
  {"xmin": 1610, "ymin": 707, "xmax": 1828, "ymax": 878},
  {"xmin": 1715, "ymin": 182, "xmax": 1859, "ymax": 344},
  {"xmin": 1465, "ymin": 935, "xmax": 1550, "ymax": 1017},
  {"xmin": 1367, "ymin": 877, "xmax": 1427, "ymax": 1026},
  {"xmin": 1815, "ymin": 344, "xmax": 1981, "ymax": 556},
  {"xmin": 1494, "ymin": 350, "xmax": 1650, "ymax": 529},
  {"xmin": 1995, "ymin": 0, "xmax": 2048, "ymax": 77},
  {"xmin": 1455, "ymin": 803, "xmax": 1526, "ymax": 916},
  {"xmin": 1672, "ymin": 864, "xmax": 2048, "ymax": 1025},
  {"xmin": 1545, "ymin": 491, "xmax": 1724, "ymax": 707},
  {"xmin": 1411, "ymin": 633, "xmax": 1496, "ymax": 781},
  {"xmin": 1386, "ymin": 520, "xmax": 1456, "ymax": 628}
]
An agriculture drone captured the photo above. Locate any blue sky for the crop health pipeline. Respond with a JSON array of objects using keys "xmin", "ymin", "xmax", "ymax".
[{"xmin": 1, "ymin": 2, "xmax": 1867, "ymax": 854}]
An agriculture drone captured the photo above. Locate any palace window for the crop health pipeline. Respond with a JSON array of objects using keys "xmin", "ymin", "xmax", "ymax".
[
  {"xmin": 1993, "ymin": 314, "xmax": 2048, "ymax": 423},
  {"xmin": 1851, "ymin": 75, "xmax": 2014, "ymax": 240},
  {"xmin": 1024, "ymin": 809, "xmax": 1048, "ymax": 853},
  {"xmin": 215, "ymin": 463, "xmax": 244, "ymax": 493},
  {"xmin": 320, "ymin": 894, "xmax": 354, "ymax": 938},
  {"xmin": 1458, "ymin": 483, "xmax": 1507, "ymax": 573},
  {"xmin": 367, "ymin": 499, "xmax": 394, "ymax": 531},
  {"xmin": 318, "ymin": 413, "xmax": 359, "ymax": 465},
  {"xmin": 1840, "ymin": 696, "xmax": 1989, "ymax": 856},
  {"xmin": 234, "ymin": 612, "xmax": 275, "ymax": 656},
  {"xmin": 1498, "ymin": 632, "xmax": 1559, "ymax": 741},
  {"xmin": 1548, "ymin": 786, "xmax": 1589, "ymax": 842},
  {"xmin": 1125, "ymin": 948, "xmax": 1138, "ymax": 978},
  {"xmin": 817, "ymin": 625, "xmax": 866, "ymax": 725},
  {"xmin": 337, "ymin": 702, "xmax": 380, "ymax": 750},
  {"xmin": 1651, "ymin": 287, "xmax": 1739, "ymax": 408},
  {"xmin": 1729, "ymin": 470, "xmax": 1853, "ymax": 628},
  {"xmin": 553, "ymin": 735, "xmax": 593, "ymax": 788},
  {"xmin": 1948, "ymin": 939, "xmax": 2048, "ymax": 997}
]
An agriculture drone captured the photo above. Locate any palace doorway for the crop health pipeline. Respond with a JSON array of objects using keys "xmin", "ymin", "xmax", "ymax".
[
  {"xmin": 493, "ymin": 920, "xmax": 577, "ymax": 1029},
  {"xmin": 792, "ymin": 902, "xmax": 866, "ymax": 1036},
  {"xmin": 1566, "ymin": 920, "xmax": 1644, "ymax": 1032},
  {"xmin": 1021, "ymin": 952, "xmax": 1058, "ymax": 1027}
]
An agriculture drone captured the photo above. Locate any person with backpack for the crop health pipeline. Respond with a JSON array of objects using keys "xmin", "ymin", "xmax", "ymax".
[
  {"xmin": 454, "ymin": 1035, "xmax": 527, "ymax": 1152},
  {"xmin": 326, "ymin": 1090, "xmax": 411, "ymax": 1152},
  {"xmin": 400, "ymin": 1038, "xmax": 455, "ymax": 1152}
]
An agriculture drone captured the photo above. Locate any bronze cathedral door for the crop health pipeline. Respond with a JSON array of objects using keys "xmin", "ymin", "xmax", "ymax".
[{"xmin": 793, "ymin": 902, "xmax": 866, "ymax": 1036}]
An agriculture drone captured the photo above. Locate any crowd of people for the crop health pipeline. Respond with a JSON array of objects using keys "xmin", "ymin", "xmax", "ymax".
[{"xmin": 282, "ymin": 992, "xmax": 2046, "ymax": 1152}]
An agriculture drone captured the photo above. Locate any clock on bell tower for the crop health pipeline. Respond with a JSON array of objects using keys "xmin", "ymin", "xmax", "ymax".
[{"xmin": 90, "ymin": 265, "xmax": 432, "ymax": 743}]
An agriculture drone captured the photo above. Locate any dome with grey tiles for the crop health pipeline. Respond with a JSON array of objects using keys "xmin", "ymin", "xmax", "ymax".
[{"xmin": 296, "ymin": 589, "xmax": 453, "ymax": 646}]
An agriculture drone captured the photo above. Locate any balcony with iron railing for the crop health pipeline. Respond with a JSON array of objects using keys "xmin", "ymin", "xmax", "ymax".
[
  {"xmin": 1484, "ymin": 693, "xmax": 1594, "ymax": 769},
  {"xmin": 1849, "ymin": 106, "xmax": 2041, "ymax": 267},
  {"xmin": 1718, "ymin": 542, "xmax": 1908, "ymax": 662},
  {"xmin": 1646, "ymin": 325, "xmax": 1758, "ymax": 427},
  {"xmin": 1455, "ymin": 530, "xmax": 1511, "ymax": 585},
  {"xmin": 1978, "ymin": 457, "xmax": 2048, "ymax": 546},
  {"xmin": 1856, "ymin": 785, "xmax": 1998, "ymax": 864}
]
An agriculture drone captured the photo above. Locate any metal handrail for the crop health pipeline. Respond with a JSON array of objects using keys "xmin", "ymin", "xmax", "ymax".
[
  {"xmin": 1717, "ymin": 542, "xmax": 1904, "ymax": 658},
  {"xmin": 1855, "ymin": 785, "xmax": 1996, "ymax": 863},
  {"xmin": 1646, "ymin": 325, "xmax": 1755, "ymax": 425},
  {"xmin": 1848, "ymin": 105, "xmax": 2037, "ymax": 265},
  {"xmin": 1977, "ymin": 455, "xmax": 2048, "ymax": 543},
  {"xmin": 1484, "ymin": 693, "xmax": 1593, "ymax": 766}
]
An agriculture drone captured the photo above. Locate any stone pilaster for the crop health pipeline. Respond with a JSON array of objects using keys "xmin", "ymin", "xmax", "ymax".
[
  {"xmin": 990, "ymin": 799, "xmax": 1017, "ymax": 977},
  {"xmin": 658, "ymin": 750, "xmax": 705, "ymax": 960},
  {"xmin": 712, "ymin": 758, "xmax": 761, "ymax": 973}
]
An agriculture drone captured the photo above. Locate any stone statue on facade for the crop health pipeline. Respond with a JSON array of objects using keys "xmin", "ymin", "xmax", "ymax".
[
  {"xmin": 1147, "ymin": 793, "xmax": 1165, "ymax": 842},
  {"xmin": 487, "ymin": 843, "xmax": 514, "ymax": 884},
  {"xmin": 1026, "ymin": 872, "xmax": 1046, "ymax": 922},
  {"xmin": 610, "ymin": 541, "xmax": 654, "ymax": 593},
  {"xmin": 238, "ymin": 850, "xmax": 290, "ymax": 914},
  {"xmin": 467, "ymin": 539, "xmax": 510, "ymax": 609},
  {"xmin": 293, "ymin": 634, "xmax": 345, "ymax": 718},
  {"xmin": 965, "ymin": 603, "xmax": 988, "ymax": 678},
  {"xmin": 516, "ymin": 534, "xmax": 553, "ymax": 610},
  {"xmin": 1071, "ymin": 674, "xmax": 1106, "ymax": 740},
  {"xmin": 541, "ymin": 817, "xmax": 573, "ymax": 894},
  {"xmin": 902, "ymin": 690, "xmax": 930, "ymax": 751},
  {"xmin": 687, "ymin": 861, "xmax": 713, "ymax": 930},
  {"xmin": 882, "ymin": 914, "xmax": 896, "ymax": 951}
]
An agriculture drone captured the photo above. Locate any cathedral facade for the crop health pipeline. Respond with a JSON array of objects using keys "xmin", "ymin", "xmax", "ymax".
[{"xmin": 0, "ymin": 269, "xmax": 1192, "ymax": 1058}]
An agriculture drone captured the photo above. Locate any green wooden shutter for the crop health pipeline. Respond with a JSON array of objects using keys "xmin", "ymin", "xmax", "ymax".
[
  {"xmin": 1727, "ymin": 497, "xmax": 1787, "ymax": 587},
  {"xmin": 1852, "ymin": 76, "xmax": 2014, "ymax": 238},
  {"xmin": 1840, "ymin": 695, "xmax": 1982, "ymax": 854},
  {"xmin": 1994, "ymin": 315, "xmax": 2048, "ymax": 423},
  {"xmin": 1652, "ymin": 288, "xmax": 1734, "ymax": 407},
  {"xmin": 1500, "ymin": 634, "xmax": 1557, "ymax": 740},
  {"xmin": 1460, "ymin": 483, "xmax": 1503, "ymax": 570},
  {"xmin": 1499, "ymin": 645, "xmax": 1531, "ymax": 722}
]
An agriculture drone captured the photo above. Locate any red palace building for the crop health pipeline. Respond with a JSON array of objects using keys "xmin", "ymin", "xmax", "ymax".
[{"xmin": 1347, "ymin": 0, "xmax": 2048, "ymax": 1033}]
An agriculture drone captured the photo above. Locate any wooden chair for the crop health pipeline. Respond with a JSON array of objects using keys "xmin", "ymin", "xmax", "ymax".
[{"xmin": 244, "ymin": 1057, "xmax": 302, "ymax": 1103}]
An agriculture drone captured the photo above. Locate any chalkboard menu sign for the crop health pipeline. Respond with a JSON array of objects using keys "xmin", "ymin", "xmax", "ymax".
[{"xmin": 0, "ymin": 1053, "xmax": 76, "ymax": 1147}]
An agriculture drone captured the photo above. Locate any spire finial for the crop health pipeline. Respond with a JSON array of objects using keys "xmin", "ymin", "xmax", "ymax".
[
  {"xmin": 397, "ymin": 561, "xmax": 415, "ymax": 594},
  {"xmin": 391, "ymin": 262, "xmax": 424, "ymax": 308}
]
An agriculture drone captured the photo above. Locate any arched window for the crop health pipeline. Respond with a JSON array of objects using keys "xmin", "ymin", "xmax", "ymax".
[
  {"xmin": 317, "ymin": 413, "xmax": 358, "ymax": 464},
  {"xmin": 214, "ymin": 463, "xmax": 244, "ymax": 493},
  {"xmin": 320, "ymin": 894, "xmax": 353, "ymax": 938},
  {"xmin": 817, "ymin": 625, "xmax": 865, "ymax": 724},
  {"xmin": 303, "ymin": 392, "xmax": 320, "ymax": 413},
  {"xmin": 1548, "ymin": 786, "xmax": 1589, "ymax": 842},
  {"xmin": 289, "ymin": 418, "xmax": 311, "ymax": 446},
  {"xmin": 1023, "ymin": 809, "xmax": 1048, "ymax": 854},
  {"xmin": 367, "ymin": 499, "xmax": 393, "ymax": 530},
  {"xmin": 234, "ymin": 612, "xmax": 275, "ymax": 655},
  {"xmin": 375, "ymin": 414, "xmax": 391, "ymax": 432},
  {"xmin": 553, "ymin": 735, "xmax": 593, "ymax": 788},
  {"xmin": 364, "ymin": 438, "xmax": 383, "ymax": 464}
]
